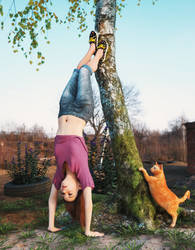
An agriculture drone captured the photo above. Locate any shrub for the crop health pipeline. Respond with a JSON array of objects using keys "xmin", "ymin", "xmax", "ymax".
[{"xmin": 5, "ymin": 141, "xmax": 51, "ymax": 184}]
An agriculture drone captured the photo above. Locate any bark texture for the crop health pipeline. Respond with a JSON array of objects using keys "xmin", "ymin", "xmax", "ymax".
[{"xmin": 95, "ymin": 0, "xmax": 156, "ymax": 229}]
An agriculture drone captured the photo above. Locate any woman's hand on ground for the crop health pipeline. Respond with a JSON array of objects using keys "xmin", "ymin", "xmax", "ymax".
[
  {"xmin": 85, "ymin": 231, "xmax": 104, "ymax": 237},
  {"xmin": 47, "ymin": 226, "xmax": 63, "ymax": 233}
]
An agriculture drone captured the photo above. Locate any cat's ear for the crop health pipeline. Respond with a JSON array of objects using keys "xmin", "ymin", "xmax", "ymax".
[{"xmin": 159, "ymin": 164, "xmax": 163, "ymax": 170}]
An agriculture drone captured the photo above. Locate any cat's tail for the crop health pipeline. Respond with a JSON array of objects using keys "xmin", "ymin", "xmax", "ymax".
[{"xmin": 178, "ymin": 190, "xmax": 190, "ymax": 204}]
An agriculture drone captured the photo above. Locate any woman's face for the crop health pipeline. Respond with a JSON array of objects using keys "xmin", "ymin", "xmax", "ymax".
[{"xmin": 60, "ymin": 175, "xmax": 81, "ymax": 202}]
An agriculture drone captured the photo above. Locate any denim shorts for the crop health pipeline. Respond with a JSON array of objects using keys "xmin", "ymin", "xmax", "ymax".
[{"xmin": 58, "ymin": 65, "xmax": 94, "ymax": 123}]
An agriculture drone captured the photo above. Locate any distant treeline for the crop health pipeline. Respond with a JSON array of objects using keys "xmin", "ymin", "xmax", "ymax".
[
  {"xmin": 133, "ymin": 124, "xmax": 186, "ymax": 163},
  {"xmin": 0, "ymin": 117, "xmax": 187, "ymax": 169}
]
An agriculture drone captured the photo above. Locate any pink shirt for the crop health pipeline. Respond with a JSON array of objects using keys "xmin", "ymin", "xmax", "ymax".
[{"xmin": 53, "ymin": 135, "xmax": 94, "ymax": 190}]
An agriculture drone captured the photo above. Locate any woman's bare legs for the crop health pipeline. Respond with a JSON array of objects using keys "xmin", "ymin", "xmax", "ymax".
[
  {"xmin": 87, "ymin": 49, "xmax": 103, "ymax": 72},
  {"xmin": 75, "ymin": 47, "xmax": 103, "ymax": 106},
  {"xmin": 77, "ymin": 44, "xmax": 96, "ymax": 70},
  {"xmin": 77, "ymin": 43, "xmax": 104, "ymax": 73}
]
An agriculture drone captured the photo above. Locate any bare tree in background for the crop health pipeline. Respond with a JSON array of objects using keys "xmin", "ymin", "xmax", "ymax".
[
  {"xmin": 168, "ymin": 115, "xmax": 188, "ymax": 162},
  {"xmin": 87, "ymin": 84, "xmax": 142, "ymax": 137},
  {"xmin": 133, "ymin": 115, "xmax": 188, "ymax": 162},
  {"xmin": 30, "ymin": 124, "xmax": 47, "ymax": 139},
  {"xmin": 123, "ymin": 84, "xmax": 142, "ymax": 125}
]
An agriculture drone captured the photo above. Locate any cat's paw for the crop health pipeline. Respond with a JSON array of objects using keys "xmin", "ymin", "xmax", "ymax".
[
  {"xmin": 139, "ymin": 167, "xmax": 144, "ymax": 171},
  {"xmin": 187, "ymin": 190, "xmax": 190, "ymax": 199}
]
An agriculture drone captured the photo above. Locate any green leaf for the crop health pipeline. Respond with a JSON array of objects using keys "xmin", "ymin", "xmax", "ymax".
[
  {"xmin": 46, "ymin": 22, "xmax": 51, "ymax": 30},
  {"xmin": 1, "ymin": 21, "xmax": 4, "ymax": 30},
  {"xmin": 0, "ymin": 5, "xmax": 3, "ymax": 16},
  {"xmin": 34, "ymin": 12, "xmax": 42, "ymax": 21},
  {"xmin": 37, "ymin": 52, "xmax": 42, "ymax": 59},
  {"xmin": 40, "ymin": 7, "xmax": 45, "ymax": 15},
  {"xmin": 31, "ymin": 39, "xmax": 38, "ymax": 48},
  {"xmin": 28, "ymin": 0, "xmax": 34, "ymax": 6}
]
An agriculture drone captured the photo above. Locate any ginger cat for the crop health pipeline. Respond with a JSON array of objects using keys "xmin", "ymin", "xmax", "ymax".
[{"xmin": 139, "ymin": 162, "xmax": 190, "ymax": 227}]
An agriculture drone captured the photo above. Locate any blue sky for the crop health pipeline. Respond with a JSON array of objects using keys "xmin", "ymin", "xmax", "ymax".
[{"xmin": 0, "ymin": 0, "xmax": 195, "ymax": 136}]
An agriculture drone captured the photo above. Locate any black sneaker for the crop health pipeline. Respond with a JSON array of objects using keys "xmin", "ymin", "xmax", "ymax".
[
  {"xmin": 89, "ymin": 30, "xmax": 98, "ymax": 47},
  {"xmin": 97, "ymin": 40, "xmax": 108, "ymax": 63}
]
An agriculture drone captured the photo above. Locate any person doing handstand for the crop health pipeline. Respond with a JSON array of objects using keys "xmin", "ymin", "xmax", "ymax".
[{"xmin": 48, "ymin": 31, "xmax": 108, "ymax": 237}]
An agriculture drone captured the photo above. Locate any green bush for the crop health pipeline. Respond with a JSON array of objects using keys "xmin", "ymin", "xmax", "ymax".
[{"xmin": 5, "ymin": 141, "xmax": 51, "ymax": 184}]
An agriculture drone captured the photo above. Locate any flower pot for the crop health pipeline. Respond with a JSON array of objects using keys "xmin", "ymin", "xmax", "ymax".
[{"xmin": 4, "ymin": 177, "xmax": 51, "ymax": 197}]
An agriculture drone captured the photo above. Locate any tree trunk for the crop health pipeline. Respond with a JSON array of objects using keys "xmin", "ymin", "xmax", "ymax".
[{"xmin": 95, "ymin": 0, "xmax": 156, "ymax": 229}]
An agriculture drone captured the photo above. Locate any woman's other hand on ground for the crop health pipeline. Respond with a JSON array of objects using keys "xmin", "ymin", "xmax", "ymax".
[
  {"xmin": 47, "ymin": 226, "xmax": 63, "ymax": 233},
  {"xmin": 85, "ymin": 231, "xmax": 104, "ymax": 237}
]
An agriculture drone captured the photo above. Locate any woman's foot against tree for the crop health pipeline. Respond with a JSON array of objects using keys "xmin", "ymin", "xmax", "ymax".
[
  {"xmin": 89, "ymin": 30, "xmax": 100, "ymax": 55},
  {"xmin": 77, "ymin": 32, "xmax": 97, "ymax": 69},
  {"xmin": 97, "ymin": 40, "xmax": 108, "ymax": 63},
  {"xmin": 89, "ymin": 30, "xmax": 98, "ymax": 51},
  {"xmin": 86, "ymin": 41, "xmax": 107, "ymax": 72}
]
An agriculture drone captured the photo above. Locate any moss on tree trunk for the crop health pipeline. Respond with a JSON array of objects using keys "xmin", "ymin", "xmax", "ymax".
[{"xmin": 95, "ymin": 0, "xmax": 156, "ymax": 229}]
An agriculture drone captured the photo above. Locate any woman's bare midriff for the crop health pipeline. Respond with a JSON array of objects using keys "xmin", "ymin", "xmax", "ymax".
[{"xmin": 56, "ymin": 115, "xmax": 86, "ymax": 137}]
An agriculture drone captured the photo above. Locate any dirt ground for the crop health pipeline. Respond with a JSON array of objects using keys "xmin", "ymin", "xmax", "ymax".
[
  {"xmin": 0, "ymin": 162, "xmax": 195, "ymax": 250},
  {"xmin": 0, "ymin": 230, "xmax": 173, "ymax": 250}
]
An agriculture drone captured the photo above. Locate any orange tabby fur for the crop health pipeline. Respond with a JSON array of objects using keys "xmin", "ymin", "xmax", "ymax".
[{"xmin": 139, "ymin": 162, "xmax": 190, "ymax": 227}]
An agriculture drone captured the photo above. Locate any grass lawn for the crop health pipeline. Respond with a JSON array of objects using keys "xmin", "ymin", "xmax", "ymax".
[{"xmin": 0, "ymin": 191, "xmax": 195, "ymax": 249}]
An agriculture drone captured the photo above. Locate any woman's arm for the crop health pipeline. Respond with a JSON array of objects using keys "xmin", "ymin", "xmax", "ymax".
[
  {"xmin": 48, "ymin": 184, "xmax": 62, "ymax": 232},
  {"xmin": 83, "ymin": 187, "xmax": 104, "ymax": 237}
]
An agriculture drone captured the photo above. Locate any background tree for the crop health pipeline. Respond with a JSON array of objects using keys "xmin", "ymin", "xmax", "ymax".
[
  {"xmin": 94, "ymin": 0, "xmax": 155, "ymax": 228},
  {"xmin": 87, "ymin": 84, "xmax": 141, "ymax": 137},
  {"xmin": 133, "ymin": 115, "xmax": 188, "ymax": 162},
  {"xmin": 167, "ymin": 115, "xmax": 188, "ymax": 162}
]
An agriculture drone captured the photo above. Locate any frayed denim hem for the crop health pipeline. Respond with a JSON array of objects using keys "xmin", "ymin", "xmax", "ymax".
[{"xmin": 80, "ymin": 64, "xmax": 93, "ymax": 75}]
